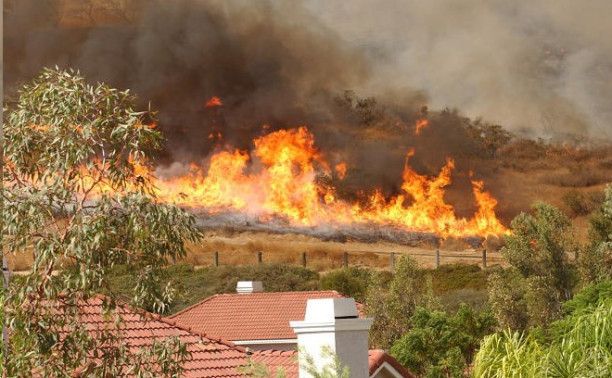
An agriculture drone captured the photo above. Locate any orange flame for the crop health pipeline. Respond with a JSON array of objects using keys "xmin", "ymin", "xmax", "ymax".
[
  {"xmin": 415, "ymin": 118, "xmax": 429, "ymax": 135},
  {"xmin": 335, "ymin": 163, "xmax": 347, "ymax": 180},
  {"xmin": 149, "ymin": 127, "xmax": 507, "ymax": 238},
  {"xmin": 205, "ymin": 96, "xmax": 223, "ymax": 108}
]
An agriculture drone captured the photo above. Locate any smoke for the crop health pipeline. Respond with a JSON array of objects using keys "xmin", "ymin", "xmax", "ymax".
[
  {"xmin": 4, "ymin": 0, "xmax": 371, "ymax": 160},
  {"xmin": 4, "ymin": 0, "xmax": 611, "ymax": 217},
  {"xmin": 309, "ymin": 0, "xmax": 612, "ymax": 139}
]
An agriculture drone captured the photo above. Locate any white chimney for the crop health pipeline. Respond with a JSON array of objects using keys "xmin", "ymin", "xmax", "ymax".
[
  {"xmin": 236, "ymin": 281, "xmax": 264, "ymax": 294},
  {"xmin": 290, "ymin": 298, "xmax": 373, "ymax": 378}
]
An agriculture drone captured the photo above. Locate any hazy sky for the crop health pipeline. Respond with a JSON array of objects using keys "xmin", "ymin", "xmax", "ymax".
[{"xmin": 307, "ymin": 0, "xmax": 612, "ymax": 139}]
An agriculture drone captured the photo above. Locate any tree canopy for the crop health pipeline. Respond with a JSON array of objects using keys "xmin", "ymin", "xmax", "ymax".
[{"xmin": 2, "ymin": 68, "xmax": 202, "ymax": 376}]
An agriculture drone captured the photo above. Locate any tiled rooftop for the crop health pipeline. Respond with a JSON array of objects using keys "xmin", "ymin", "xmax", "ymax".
[
  {"xmin": 168, "ymin": 291, "xmax": 358, "ymax": 340},
  {"xmin": 60, "ymin": 295, "xmax": 250, "ymax": 377},
  {"xmin": 368, "ymin": 349, "xmax": 415, "ymax": 378}
]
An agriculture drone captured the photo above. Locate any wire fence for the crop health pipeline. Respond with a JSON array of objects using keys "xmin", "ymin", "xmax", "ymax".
[{"xmin": 209, "ymin": 248, "xmax": 493, "ymax": 272}]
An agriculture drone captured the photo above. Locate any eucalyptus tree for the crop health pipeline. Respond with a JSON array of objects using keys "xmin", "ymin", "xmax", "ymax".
[
  {"xmin": 578, "ymin": 184, "xmax": 612, "ymax": 284},
  {"xmin": 489, "ymin": 202, "xmax": 577, "ymax": 329},
  {"xmin": 2, "ymin": 68, "xmax": 202, "ymax": 376}
]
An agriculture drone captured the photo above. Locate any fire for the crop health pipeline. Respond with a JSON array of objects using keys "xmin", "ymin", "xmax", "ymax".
[
  {"xmin": 150, "ymin": 127, "xmax": 508, "ymax": 238},
  {"xmin": 335, "ymin": 163, "xmax": 347, "ymax": 180},
  {"xmin": 415, "ymin": 118, "xmax": 429, "ymax": 135},
  {"xmin": 205, "ymin": 96, "xmax": 223, "ymax": 108}
]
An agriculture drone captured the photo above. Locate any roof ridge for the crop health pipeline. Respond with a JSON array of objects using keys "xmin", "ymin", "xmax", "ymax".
[
  {"xmin": 167, "ymin": 293, "xmax": 221, "ymax": 319},
  {"xmin": 168, "ymin": 290, "xmax": 347, "ymax": 317},
  {"xmin": 90, "ymin": 294, "xmax": 247, "ymax": 354},
  {"xmin": 161, "ymin": 316, "xmax": 247, "ymax": 353}
]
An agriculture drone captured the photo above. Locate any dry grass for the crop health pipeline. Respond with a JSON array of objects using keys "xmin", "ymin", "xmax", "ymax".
[
  {"xmin": 178, "ymin": 230, "xmax": 505, "ymax": 272},
  {"xmin": 6, "ymin": 251, "xmax": 35, "ymax": 272}
]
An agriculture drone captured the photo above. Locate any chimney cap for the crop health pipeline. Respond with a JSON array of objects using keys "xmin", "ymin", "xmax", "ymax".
[
  {"xmin": 236, "ymin": 281, "xmax": 264, "ymax": 294},
  {"xmin": 304, "ymin": 298, "xmax": 358, "ymax": 322}
]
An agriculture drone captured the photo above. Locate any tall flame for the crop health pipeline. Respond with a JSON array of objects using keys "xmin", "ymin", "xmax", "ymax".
[
  {"xmin": 415, "ymin": 118, "xmax": 429, "ymax": 135},
  {"xmin": 152, "ymin": 127, "xmax": 507, "ymax": 238}
]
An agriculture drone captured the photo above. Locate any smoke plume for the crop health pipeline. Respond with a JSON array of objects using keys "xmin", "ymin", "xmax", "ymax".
[
  {"xmin": 310, "ymin": 0, "xmax": 612, "ymax": 139},
  {"xmin": 4, "ymin": 0, "xmax": 373, "ymax": 160},
  {"xmin": 4, "ymin": 0, "xmax": 611, "ymax": 219}
]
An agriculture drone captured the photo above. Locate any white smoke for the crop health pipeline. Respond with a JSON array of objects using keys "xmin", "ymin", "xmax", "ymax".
[{"xmin": 308, "ymin": 0, "xmax": 612, "ymax": 138}]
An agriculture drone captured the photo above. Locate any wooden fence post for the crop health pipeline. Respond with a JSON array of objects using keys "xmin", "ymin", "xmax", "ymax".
[
  {"xmin": 302, "ymin": 252, "xmax": 307, "ymax": 268},
  {"xmin": 258, "ymin": 251, "xmax": 263, "ymax": 265},
  {"xmin": 482, "ymin": 249, "xmax": 487, "ymax": 268},
  {"xmin": 390, "ymin": 252, "xmax": 396, "ymax": 273},
  {"xmin": 214, "ymin": 251, "xmax": 219, "ymax": 267},
  {"xmin": 343, "ymin": 251, "xmax": 348, "ymax": 268},
  {"xmin": 435, "ymin": 249, "xmax": 440, "ymax": 269}
]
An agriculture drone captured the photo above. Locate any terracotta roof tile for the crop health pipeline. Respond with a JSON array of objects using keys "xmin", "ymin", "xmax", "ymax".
[
  {"xmin": 252, "ymin": 350, "xmax": 299, "ymax": 377},
  {"xmin": 168, "ymin": 291, "xmax": 361, "ymax": 340},
  {"xmin": 368, "ymin": 349, "xmax": 415, "ymax": 378},
  {"xmin": 51, "ymin": 295, "xmax": 250, "ymax": 377}
]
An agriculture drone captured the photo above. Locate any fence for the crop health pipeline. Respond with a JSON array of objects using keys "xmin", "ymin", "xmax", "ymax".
[{"xmin": 210, "ymin": 249, "xmax": 490, "ymax": 272}]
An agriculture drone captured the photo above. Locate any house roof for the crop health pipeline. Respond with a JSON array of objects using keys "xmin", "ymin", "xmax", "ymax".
[
  {"xmin": 37, "ymin": 295, "xmax": 412, "ymax": 378},
  {"xmin": 59, "ymin": 295, "xmax": 250, "ymax": 377},
  {"xmin": 252, "ymin": 350, "xmax": 299, "ymax": 377},
  {"xmin": 250, "ymin": 349, "xmax": 414, "ymax": 378},
  {"xmin": 168, "ymin": 290, "xmax": 361, "ymax": 341},
  {"xmin": 368, "ymin": 349, "xmax": 415, "ymax": 378}
]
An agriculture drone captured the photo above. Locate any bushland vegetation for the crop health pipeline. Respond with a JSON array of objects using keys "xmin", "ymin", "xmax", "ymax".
[{"xmin": 2, "ymin": 68, "xmax": 201, "ymax": 376}]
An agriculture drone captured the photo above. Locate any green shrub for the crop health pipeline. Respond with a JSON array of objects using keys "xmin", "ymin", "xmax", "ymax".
[
  {"xmin": 320, "ymin": 267, "xmax": 372, "ymax": 302},
  {"xmin": 562, "ymin": 190, "xmax": 592, "ymax": 216},
  {"xmin": 391, "ymin": 304, "xmax": 496, "ymax": 377},
  {"xmin": 473, "ymin": 286, "xmax": 612, "ymax": 378},
  {"xmin": 425, "ymin": 264, "xmax": 488, "ymax": 294}
]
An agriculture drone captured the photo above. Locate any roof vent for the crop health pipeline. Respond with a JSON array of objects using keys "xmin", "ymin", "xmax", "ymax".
[{"xmin": 236, "ymin": 281, "xmax": 264, "ymax": 294}]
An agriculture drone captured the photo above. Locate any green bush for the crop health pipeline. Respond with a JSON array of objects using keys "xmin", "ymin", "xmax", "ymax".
[
  {"xmin": 473, "ymin": 282, "xmax": 612, "ymax": 378},
  {"xmin": 425, "ymin": 264, "xmax": 488, "ymax": 294},
  {"xmin": 320, "ymin": 267, "xmax": 372, "ymax": 302},
  {"xmin": 578, "ymin": 185, "xmax": 612, "ymax": 284},
  {"xmin": 391, "ymin": 304, "xmax": 496, "ymax": 378}
]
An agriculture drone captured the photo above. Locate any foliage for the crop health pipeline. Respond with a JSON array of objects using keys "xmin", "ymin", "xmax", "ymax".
[
  {"xmin": 390, "ymin": 304, "xmax": 496, "ymax": 378},
  {"xmin": 561, "ymin": 189, "xmax": 600, "ymax": 217},
  {"xmin": 561, "ymin": 280, "xmax": 612, "ymax": 315},
  {"xmin": 2, "ymin": 68, "xmax": 202, "ymax": 376},
  {"xmin": 426, "ymin": 264, "xmax": 488, "ymax": 294},
  {"xmin": 299, "ymin": 345, "xmax": 350, "ymax": 378},
  {"xmin": 238, "ymin": 358, "xmax": 287, "ymax": 378},
  {"xmin": 473, "ymin": 288, "xmax": 612, "ymax": 378},
  {"xmin": 487, "ymin": 268, "xmax": 530, "ymax": 330},
  {"xmin": 489, "ymin": 203, "xmax": 577, "ymax": 330},
  {"xmin": 366, "ymin": 256, "xmax": 439, "ymax": 349},
  {"xmin": 472, "ymin": 330, "xmax": 544, "ymax": 378},
  {"xmin": 109, "ymin": 263, "xmax": 320, "ymax": 314},
  {"xmin": 333, "ymin": 90, "xmax": 385, "ymax": 127},
  {"xmin": 320, "ymin": 267, "xmax": 371, "ymax": 302},
  {"xmin": 239, "ymin": 346, "xmax": 348, "ymax": 378},
  {"xmin": 465, "ymin": 123, "xmax": 513, "ymax": 158},
  {"xmin": 578, "ymin": 184, "xmax": 612, "ymax": 284}
]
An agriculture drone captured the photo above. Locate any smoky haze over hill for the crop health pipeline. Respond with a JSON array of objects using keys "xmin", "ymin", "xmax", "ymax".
[
  {"xmin": 4, "ymin": 0, "xmax": 376, "ymax": 160},
  {"xmin": 311, "ymin": 0, "xmax": 612, "ymax": 139},
  {"xmin": 4, "ymin": 0, "xmax": 611, "ymax": 211}
]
